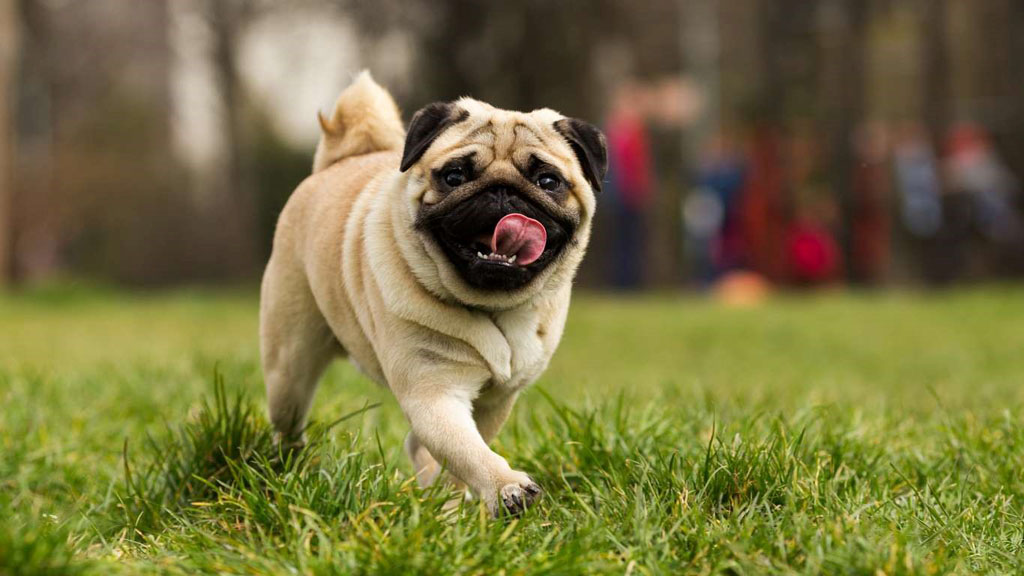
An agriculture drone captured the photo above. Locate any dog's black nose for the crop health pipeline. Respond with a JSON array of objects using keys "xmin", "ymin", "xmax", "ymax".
[{"xmin": 480, "ymin": 185, "xmax": 522, "ymax": 214}]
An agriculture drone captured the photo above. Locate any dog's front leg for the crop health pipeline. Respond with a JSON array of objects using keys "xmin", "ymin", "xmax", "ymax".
[{"xmin": 395, "ymin": 375, "xmax": 539, "ymax": 516}]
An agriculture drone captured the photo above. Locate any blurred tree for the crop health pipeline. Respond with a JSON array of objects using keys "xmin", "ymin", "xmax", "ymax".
[
  {"xmin": 745, "ymin": 0, "xmax": 821, "ymax": 282},
  {"xmin": 973, "ymin": 0, "xmax": 1024, "ymax": 183},
  {"xmin": 823, "ymin": 0, "xmax": 868, "ymax": 281},
  {"xmin": 204, "ymin": 0, "xmax": 259, "ymax": 279},
  {"xmin": 14, "ymin": 0, "xmax": 61, "ymax": 281},
  {"xmin": 1010, "ymin": 1, "xmax": 1024, "ymax": 183},
  {"xmin": 0, "ymin": 0, "xmax": 15, "ymax": 284},
  {"xmin": 683, "ymin": 0, "xmax": 719, "ymax": 160},
  {"xmin": 922, "ymin": 0, "xmax": 950, "ymax": 154},
  {"xmin": 249, "ymin": 110, "xmax": 311, "ymax": 262},
  {"xmin": 12, "ymin": 0, "xmax": 194, "ymax": 284}
]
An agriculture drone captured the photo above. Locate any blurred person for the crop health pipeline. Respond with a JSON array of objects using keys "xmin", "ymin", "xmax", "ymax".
[
  {"xmin": 685, "ymin": 132, "xmax": 746, "ymax": 285},
  {"xmin": 946, "ymin": 124, "xmax": 1023, "ymax": 244},
  {"xmin": 893, "ymin": 123, "xmax": 943, "ymax": 239},
  {"xmin": 785, "ymin": 201, "xmax": 842, "ymax": 285},
  {"xmin": 682, "ymin": 188, "xmax": 723, "ymax": 284},
  {"xmin": 943, "ymin": 123, "xmax": 1024, "ymax": 279},
  {"xmin": 892, "ymin": 123, "xmax": 947, "ymax": 283},
  {"xmin": 738, "ymin": 126, "xmax": 787, "ymax": 282},
  {"xmin": 605, "ymin": 81, "xmax": 655, "ymax": 288},
  {"xmin": 850, "ymin": 122, "xmax": 892, "ymax": 284},
  {"xmin": 782, "ymin": 126, "xmax": 842, "ymax": 285},
  {"xmin": 648, "ymin": 76, "xmax": 702, "ymax": 129}
]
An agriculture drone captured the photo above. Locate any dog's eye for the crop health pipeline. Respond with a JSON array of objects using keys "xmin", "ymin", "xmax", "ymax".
[
  {"xmin": 536, "ymin": 174, "xmax": 562, "ymax": 192},
  {"xmin": 443, "ymin": 167, "xmax": 466, "ymax": 187}
]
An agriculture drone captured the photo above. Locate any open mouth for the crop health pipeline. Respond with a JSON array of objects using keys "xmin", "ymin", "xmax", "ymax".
[
  {"xmin": 472, "ymin": 213, "xmax": 547, "ymax": 266},
  {"xmin": 420, "ymin": 188, "xmax": 573, "ymax": 290}
]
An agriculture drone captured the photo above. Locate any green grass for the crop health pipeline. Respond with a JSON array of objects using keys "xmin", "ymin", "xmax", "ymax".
[{"xmin": 2, "ymin": 285, "xmax": 1024, "ymax": 574}]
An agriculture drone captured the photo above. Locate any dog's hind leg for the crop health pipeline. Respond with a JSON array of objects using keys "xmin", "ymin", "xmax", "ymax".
[
  {"xmin": 404, "ymin": 432, "xmax": 443, "ymax": 487},
  {"xmin": 261, "ymin": 256, "xmax": 340, "ymax": 448}
]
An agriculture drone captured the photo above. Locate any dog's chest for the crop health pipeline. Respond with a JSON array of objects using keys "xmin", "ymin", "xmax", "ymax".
[{"xmin": 489, "ymin": 308, "xmax": 552, "ymax": 391}]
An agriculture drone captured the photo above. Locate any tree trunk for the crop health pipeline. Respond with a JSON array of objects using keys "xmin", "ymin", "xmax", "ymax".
[
  {"xmin": 208, "ymin": 0, "xmax": 258, "ymax": 278},
  {"xmin": 0, "ymin": 0, "xmax": 17, "ymax": 285},
  {"xmin": 922, "ymin": 0, "xmax": 950, "ymax": 155},
  {"xmin": 1002, "ymin": 0, "xmax": 1024, "ymax": 180},
  {"xmin": 828, "ymin": 0, "xmax": 868, "ymax": 281}
]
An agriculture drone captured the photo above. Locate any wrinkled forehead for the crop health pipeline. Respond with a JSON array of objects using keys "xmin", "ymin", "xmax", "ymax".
[{"xmin": 420, "ymin": 99, "xmax": 576, "ymax": 173}]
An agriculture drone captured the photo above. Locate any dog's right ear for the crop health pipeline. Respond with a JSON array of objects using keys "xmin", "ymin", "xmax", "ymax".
[{"xmin": 400, "ymin": 102, "xmax": 469, "ymax": 172}]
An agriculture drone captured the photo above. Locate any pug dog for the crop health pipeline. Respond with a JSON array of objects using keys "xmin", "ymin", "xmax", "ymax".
[{"xmin": 260, "ymin": 71, "xmax": 605, "ymax": 516}]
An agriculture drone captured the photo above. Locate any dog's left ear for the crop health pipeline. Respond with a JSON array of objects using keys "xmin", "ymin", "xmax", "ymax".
[
  {"xmin": 555, "ymin": 118, "xmax": 608, "ymax": 193},
  {"xmin": 400, "ymin": 102, "xmax": 468, "ymax": 172}
]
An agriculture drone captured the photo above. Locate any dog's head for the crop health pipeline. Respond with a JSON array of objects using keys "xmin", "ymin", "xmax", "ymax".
[{"xmin": 397, "ymin": 98, "xmax": 606, "ymax": 309}]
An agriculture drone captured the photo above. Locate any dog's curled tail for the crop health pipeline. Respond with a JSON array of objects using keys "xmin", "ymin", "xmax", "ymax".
[{"xmin": 312, "ymin": 71, "xmax": 405, "ymax": 173}]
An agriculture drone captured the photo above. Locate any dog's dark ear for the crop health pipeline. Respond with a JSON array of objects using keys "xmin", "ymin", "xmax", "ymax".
[
  {"xmin": 555, "ymin": 118, "xmax": 608, "ymax": 193},
  {"xmin": 400, "ymin": 102, "xmax": 468, "ymax": 172}
]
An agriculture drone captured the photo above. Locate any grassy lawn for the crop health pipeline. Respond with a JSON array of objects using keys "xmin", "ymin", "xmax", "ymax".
[{"xmin": 2, "ymin": 285, "xmax": 1024, "ymax": 574}]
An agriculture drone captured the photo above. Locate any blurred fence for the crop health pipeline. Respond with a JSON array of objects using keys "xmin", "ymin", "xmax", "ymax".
[{"xmin": 0, "ymin": 0, "xmax": 1022, "ymax": 289}]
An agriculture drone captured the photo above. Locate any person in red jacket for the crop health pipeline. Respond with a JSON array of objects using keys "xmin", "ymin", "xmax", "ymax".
[{"xmin": 605, "ymin": 81, "xmax": 655, "ymax": 288}]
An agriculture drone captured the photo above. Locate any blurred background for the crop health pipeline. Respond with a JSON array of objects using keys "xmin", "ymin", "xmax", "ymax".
[{"xmin": 0, "ymin": 0, "xmax": 1022, "ymax": 292}]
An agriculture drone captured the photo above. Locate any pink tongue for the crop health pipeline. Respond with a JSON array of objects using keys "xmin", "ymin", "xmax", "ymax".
[{"xmin": 491, "ymin": 213, "xmax": 547, "ymax": 266}]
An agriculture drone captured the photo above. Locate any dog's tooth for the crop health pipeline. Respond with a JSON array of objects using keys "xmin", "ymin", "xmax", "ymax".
[
  {"xmin": 477, "ymin": 251, "xmax": 486, "ymax": 259},
  {"xmin": 484, "ymin": 252, "xmax": 516, "ymax": 263},
  {"xmin": 509, "ymin": 255, "xmax": 517, "ymax": 263}
]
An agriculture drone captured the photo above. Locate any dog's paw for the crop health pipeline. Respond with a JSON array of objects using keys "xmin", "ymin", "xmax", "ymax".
[
  {"xmin": 497, "ymin": 480, "xmax": 542, "ymax": 517},
  {"xmin": 273, "ymin": 431, "xmax": 307, "ymax": 455}
]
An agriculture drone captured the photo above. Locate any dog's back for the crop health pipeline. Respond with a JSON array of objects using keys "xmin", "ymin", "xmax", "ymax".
[
  {"xmin": 273, "ymin": 71, "xmax": 405, "ymax": 266},
  {"xmin": 261, "ymin": 73, "xmax": 405, "ymax": 441}
]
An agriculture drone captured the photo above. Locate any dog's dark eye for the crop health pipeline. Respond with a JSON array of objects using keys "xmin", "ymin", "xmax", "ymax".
[
  {"xmin": 536, "ymin": 174, "xmax": 562, "ymax": 192},
  {"xmin": 443, "ymin": 167, "xmax": 466, "ymax": 187}
]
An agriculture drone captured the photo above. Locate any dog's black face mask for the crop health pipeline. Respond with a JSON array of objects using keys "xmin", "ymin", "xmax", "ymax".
[{"xmin": 417, "ymin": 183, "xmax": 575, "ymax": 291}]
